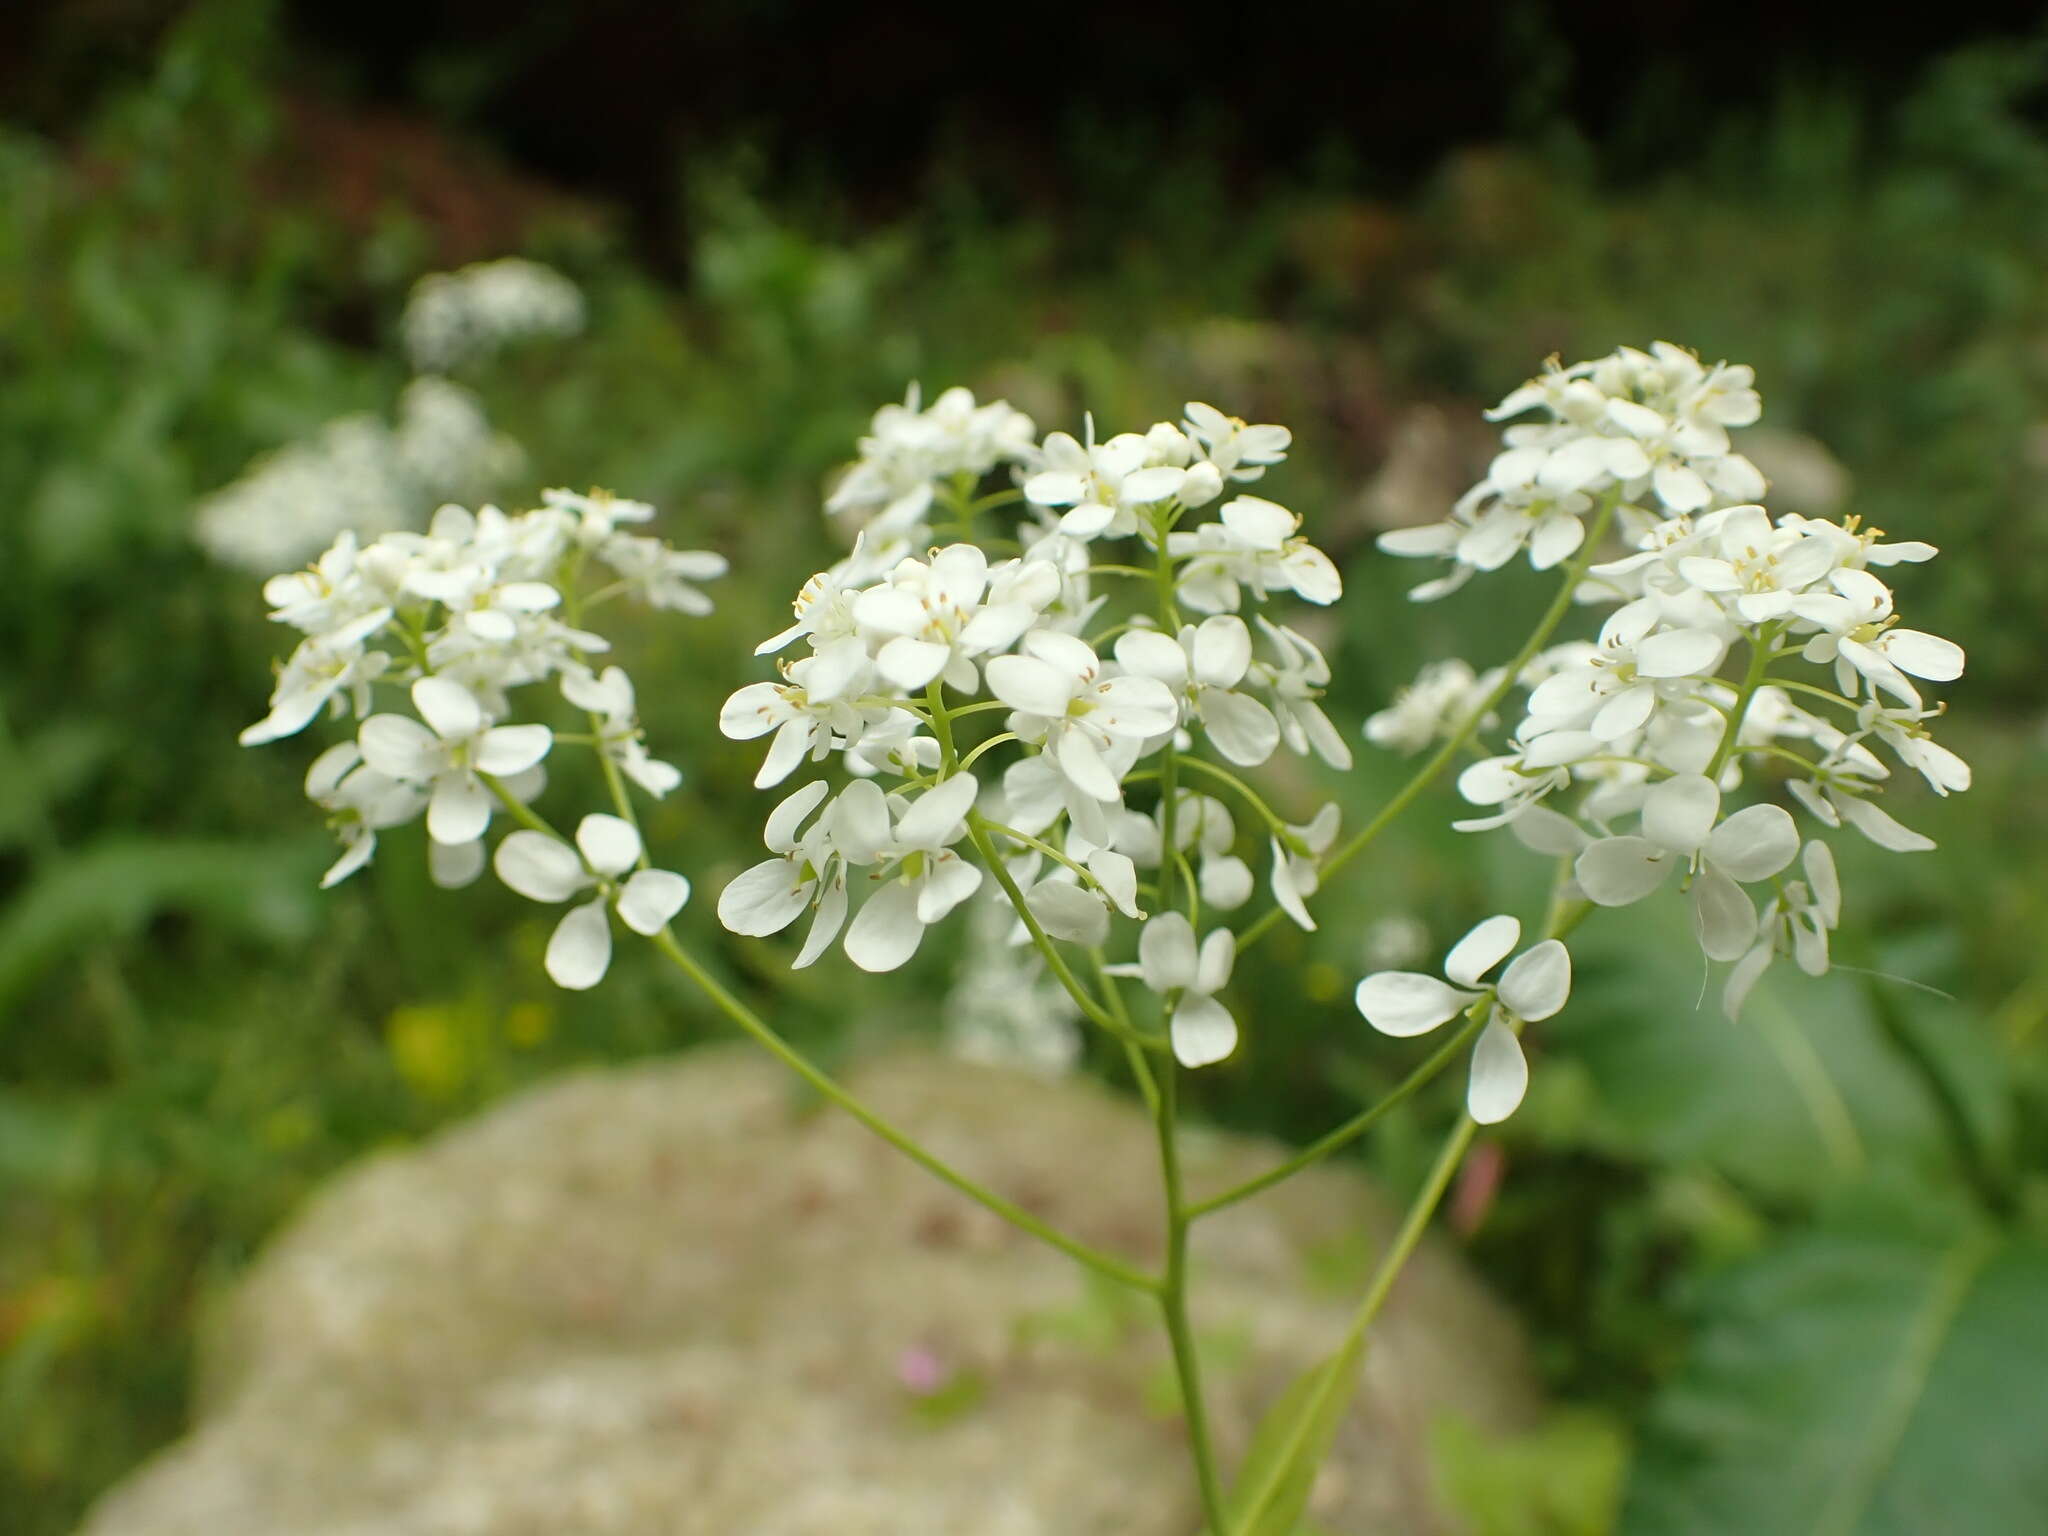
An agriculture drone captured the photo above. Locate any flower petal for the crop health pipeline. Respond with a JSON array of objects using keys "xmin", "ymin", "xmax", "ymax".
[
  {"xmin": 1704, "ymin": 803, "xmax": 1798, "ymax": 883},
  {"xmin": 895, "ymin": 772, "xmax": 980, "ymax": 850},
  {"xmin": 1643, "ymin": 774, "xmax": 1720, "ymax": 852},
  {"xmin": 1354, "ymin": 972, "xmax": 1477, "ymax": 1037},
  {"xmin": 617, "ymin": 869, "xmax": 690, "ymax": 934},
  {"xmin": 575, "ymin": 813, "xmax": 643, "ymax": 876},
  {"xmin": 357, "ymin": 715, "xmax": 441, "ymax": 781},
  {"xmin": 985, "ymin": 655, "xmax": 1075, "ymax": 717},
  {"xmin": 791, "ymin": 876, "xmax": 849, "ymax": 969},
  {"xmin": 843, "ymin": 879, "xmax": 926, "ymax": 973},
  {"xmin": 1445, "ymin": 914, "xmax": 1520, "ymax": 988},
  {"xmin": 413, "ymin": 675, "xmax": 484, "ymax": 740},
  {"xmin": 1575, "ymin": 836, "xmax": 1675, "ymax": 906},
  {"xmin": 1171, "ymin": 995, "xmax": 1238, "ymax": 1068},
  {"xmin": 426, "ymin": 774, "xmax": 491, "ymax": 846},
  {"xmin": 1027, "ymin": 878, "xmax": 1109, "ymax": 946},
  {"xmin": 494, "ymin": 831, "xmax": 588, "ymax": 903},
  {"xmin": 717, "ymin": 859, "xmax": 813, "ymax": 936},
  {"xmin": 1138, "ymin": 911, "xmax": 1199, "ymax": 993},
  {"xmin": 1692, "ymin": 868, "xmax": 1758, "ymax": 962},
  {"xmin": 1497, "ymin": 940, "xmax": 1571, "ymax": 1021},
  {"xmin": 1467, "ymin": 1018, "xmax": 1529, "ymax": 1125},
  {"xmin": 545, "ymin": 899, "xmax": 613, "ymax": 990},
  {"xmin": 474, "ymin": 723, "xmax": 553, "ymax": 777}
]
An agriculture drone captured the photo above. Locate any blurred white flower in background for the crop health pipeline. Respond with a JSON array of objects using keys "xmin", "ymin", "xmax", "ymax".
[
  {"xmin": 945, "ymin": 886, "xmax": 1082, "ymax": 1076},
  {"xmin": 401, "ymin": 257, "xmax": 585, "ymax": 372},
  {"xmin": 195, "ymin": 377, "xmax": 521, "ymax": 575}
]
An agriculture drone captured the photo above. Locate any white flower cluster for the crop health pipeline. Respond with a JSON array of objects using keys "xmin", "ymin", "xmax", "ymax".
[
  {"xmin": 240, "ymin": 490, "xmax": 725, "ymax": 948},
  {"xmin": 720, "ymin": 396, "xmax": 1348, "ymax": 1066},
  {"xmin": 401, "ymin": 257, "xmax": 586, "ymax": 373},
  {"xmin": 196, "ymin": 378, "xmax": 522, "ymax": 575},
  {"xmin": 825, "ymin": 385, "xmax": 1040, "ymax": 580},
  {"xmin": 1380, "ymin": 342, "xmax": 1765, "ymax": 600},
  {"xmin": 1368, "ymin": 343, "xmax": 1969, "ymax": 1017}
]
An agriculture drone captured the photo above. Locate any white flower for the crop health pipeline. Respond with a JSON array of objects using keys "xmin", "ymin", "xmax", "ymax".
[
  {"xmin": 1024, "ymin": 423, "xmax": 1191, "ymax": 540},
  {"xmin": 402, "ymin": 257, "xmax": 584, "ymax": 372},
  {"xmin": 843, "ymin": 773, "xmax": 985, "ymax": 973},
  {"xmin": 1251, "ymin": 618, "xmax": 1353, "ymax": 769},
  {"xmin": 1269, "ymin": 803, "xmax": 1341, "ymax": 932},
  {"xmin": 540, "ymin": 487, "xmax": 657, "ymax": 548},
  {"xmin": 1521, "ymin": 599, "xmax": 1728, "ymax": 744},
  {"xmin": 719, "ymin": 641, "xmax": 884, "ymax": 788},
  {"xmin": 986, "ymin": 630, "xmax": 1179, "ymax": 806},
  {"xmin": 1451, "ymin": 747, "xmax": 1574, "ymax": 833},
  {"xmin": 239, "ymin": 613, "xmax": 394, "ymax": 745},
  {"xmin": 1790, "ymin": 568, "xmax": 1965, "ymax": 707},
  {"xmin": 1113, "ymin": 617, "xmax": 1280, "ymax": 767},
  {"xmin": 1354, "ymin": 914, "xmax": 1571, "ymax": 1124},
  {"xmin": 1183, "ymin": 402, "xmax": 1291, "ymax": 483},
  {"xmin": 849, "ymin": 544, "xmax": 1059, "ymax": 693},
  {"xmin": 1381, "ymin": 343, "xmax": 1768, "ymax": 599},
  {"xmin": 494, "ymin": 814, "xmax": 690, "ymax": 990},
  {"xmin": 1574, "ymin": 774, "xmax": 1799, "ymax": 960},
  {"xmin": 945, "ymin": 886, "xmax": 1081, "ymax": 1075},
  {"xmin": 356, "ymin": 677, "xmax": 552, "ymax": 846},
  {"xmin": 1785, "ymin": 777, "xmax": 1936, "ymax": 853},
  {"xmin": 303, "ymin": 742, "xmax": 426, "ymax": 888},
  {"xmin": 1170, "ymin": 496, "xmax": 1342, "ymax": 613},
  {"xmin": 1115, "ymin": 912, "xmax": 1239, "ymax": 1067},
  {"xmin": 1852, "ymin": 699, "xmax": 1970, "ymax": 796},
  {"xmin": 1722, "ymin": 838, "xmax": 1842, "ymax": 1019},
  {"xmin": 1365, "ymin": 657, "xmax": 1491, "ymax": 755},
  {"xmin": 562, "ymin": 665, "xmax": 682, "ymax": 798},
  {"xmin": 1672, "ymin": 504, "xmax": 1840, "ymax": 623},
  {"xmin": 1168, "ymin": 792, "xmax": 1253, "ymax": 911},
  {"xmin": 717, "ymin": 779, "xmax": 893, "ymax": 967},
  {"xmin": 827, "ymin": 384, "xmax": 1037, "ymax": 543},
  {"xmin": 594, "ymin": 534, "xmax": 729, "ymax": 615}
]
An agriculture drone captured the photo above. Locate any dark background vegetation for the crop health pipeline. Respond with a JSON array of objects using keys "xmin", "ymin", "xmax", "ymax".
[{"xmin": 4, "ymin": 2, "xmax": 2047, "ymax": 1532}]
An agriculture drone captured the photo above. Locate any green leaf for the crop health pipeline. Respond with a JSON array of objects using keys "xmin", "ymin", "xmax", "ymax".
[
  {"xmin": 1544, "ymin": 899, "xmax": 1961, "ymax": 1199},
  {"xmin": 1624, "ymin": 1216, "xmax": 2048, "ymax": 1534},
  {"xmin": 1223, "ymin": 1352, "xmax": 1358, "ymax": 1536},
  {"xmin": 1433, "ymin": 1409, "xmax": 1628, "ymax": 1536},
  {"xmin": 0, "ymin": 836, "xmax": 321, "ymax": 1015}
]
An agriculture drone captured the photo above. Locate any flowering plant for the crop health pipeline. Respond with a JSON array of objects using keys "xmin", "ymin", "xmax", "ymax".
[{"xmin": 240, "ymin": 342, "xmax": 1965, "ymax": 1529}]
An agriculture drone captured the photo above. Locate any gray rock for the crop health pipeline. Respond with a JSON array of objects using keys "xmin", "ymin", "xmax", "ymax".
[{"xmin": 82, "ymin": 1048, "xmax": 1538, "ymax": 1535}]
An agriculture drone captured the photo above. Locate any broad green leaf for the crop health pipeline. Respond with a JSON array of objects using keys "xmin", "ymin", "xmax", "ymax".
[
  {"xmin": 1540, "ymin": 899, "xmax": 1960, "ymax": 1199},
  {"xmin": 1624, "ymin": 1217, "xmax": 2048, "ymax": 1535},
  {"xmin": 0, "ymin": 836, "xmax": 320, "ymax": 1016},
  {"xmin": 1433, "ymin": 1409, "xmax": 1628, "ymax": 1536},
  {"xmin": 1223, "ymin": 1352, "xmax": 1358, "ymax": 1536}
]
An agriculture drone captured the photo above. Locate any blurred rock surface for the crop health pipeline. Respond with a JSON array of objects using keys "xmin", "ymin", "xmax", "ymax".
[{"xmin": 82, "ymin": 1048, "xmax": 1537, "ymax": 1535}]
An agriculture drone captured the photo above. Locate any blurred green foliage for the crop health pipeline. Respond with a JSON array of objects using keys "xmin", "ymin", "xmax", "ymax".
[{"xmin": 3, "ymin": 5, "xmax": 2047, "ymax": 1533}]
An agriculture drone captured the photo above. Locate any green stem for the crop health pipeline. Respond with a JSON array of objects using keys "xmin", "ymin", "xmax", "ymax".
[
  {"xmin": 1187, "ymin": 1011, "xmax": 1487, "ymax": 1219},
  {"xmin": 1173, "ymin": 754, "xmax": 1291, "ymax": 836},
  {"xmin": 1228, "ymin": 1113, "xmax": 1479, "ymax": 1535},
  {"xmin": 1094, "ymin": 950, "xmax": 1161, "ymax": 1113},
  {"xmin": 926, "ymin": 679, "xmax": 1137, "ymax": 1047},
  {"xmin": 1237, "ymin": 494, "xmax": 1616, "ymax": 956},
  {"xmin": 1706, "ymin": 624, "xmax": 1778, "ymax": 780},
  {"xmin": 958, "ymin": 731, "xmax": 1021, "ymax": 773},
  {"xmin": 968, "ymin": 810, "xmax": 1155, "ymax": 1048},
  {"xmin": 1761, "ymin": 675, "xmax": 1863, "ymax": 715},
  {"xmin": 1154, "ymin": 1062, "xmax": 1229, "ymax": 1530},
  {"xmin": 1154, "ymin": 518, "xmax": 1186, "ymax": 913},
  {"xmin": 479, "ymin": 773, "xmax": 569, "ymax": 841},
  {"xmin": 647, "ymin": 928, "xmax": 1158, "ymax": 1292}
]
